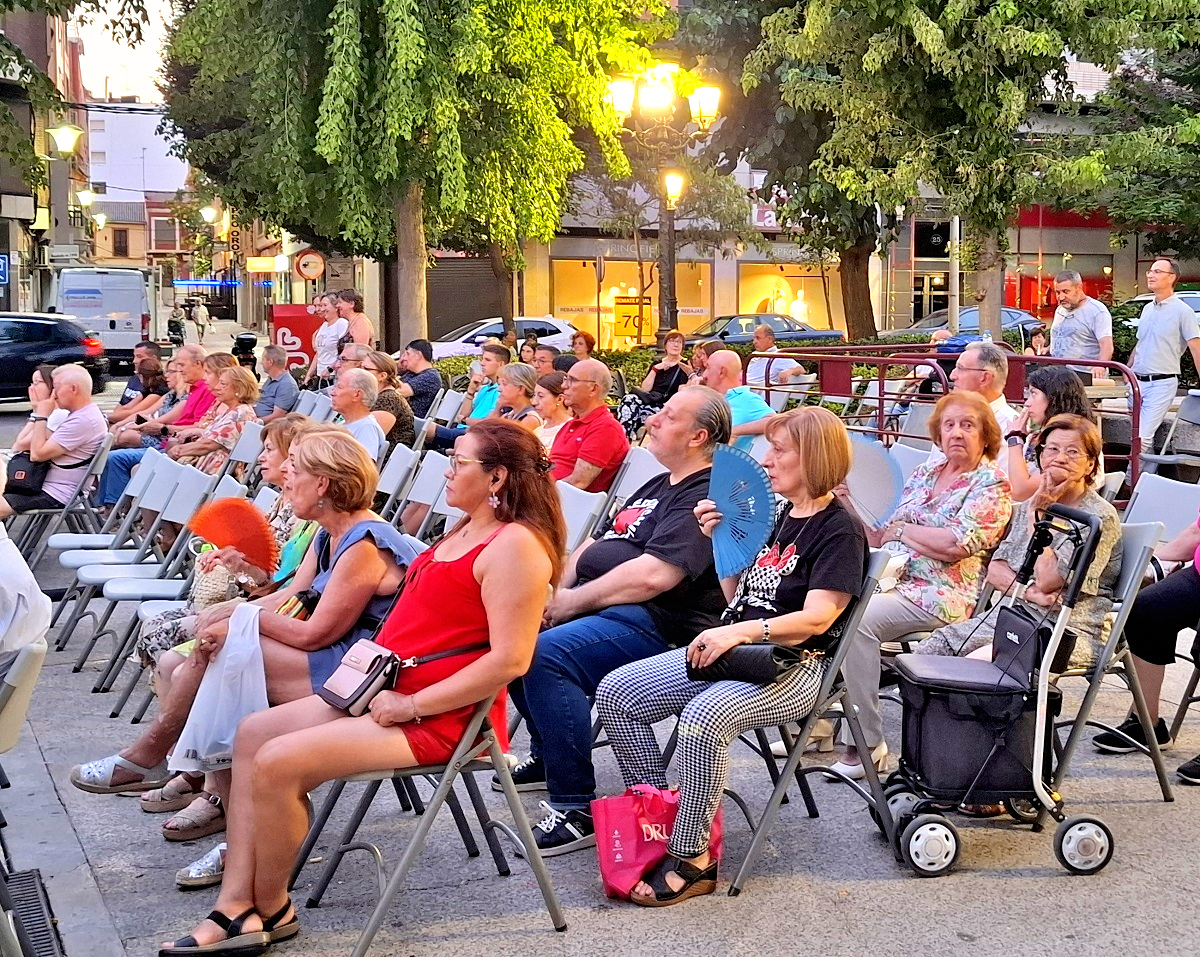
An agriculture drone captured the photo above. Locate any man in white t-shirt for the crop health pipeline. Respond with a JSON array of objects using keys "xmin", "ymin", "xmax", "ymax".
[
  {"xmin": 926, "ymin": 342, "xmax": 1019, "ymax": 473},
  {"xmin": 1, "ymin": 364, "xmax": 106, "ymax": 517},
  {"xmin": 331, "ymin": 368, "xmax": 386, "ymax": 461},
  {"xmin": 745, "ymin": 324, "xmax": 809, "ymax": 388}
]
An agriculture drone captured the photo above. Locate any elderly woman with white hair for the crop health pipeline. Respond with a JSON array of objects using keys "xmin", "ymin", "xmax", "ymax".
[{"xmin": 330, "ymin": 367, "xmax": 386, "ymax": 460}]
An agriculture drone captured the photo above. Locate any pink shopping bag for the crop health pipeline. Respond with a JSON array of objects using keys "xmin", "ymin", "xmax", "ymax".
[{"xmin": 590, "ymin": 784, "xmax": 723, "ymax": 900}]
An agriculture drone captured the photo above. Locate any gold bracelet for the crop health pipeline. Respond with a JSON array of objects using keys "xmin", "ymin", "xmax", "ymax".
[{"xmin": 409, "ymin": 695, "xmax": 422, "ymax": 724}]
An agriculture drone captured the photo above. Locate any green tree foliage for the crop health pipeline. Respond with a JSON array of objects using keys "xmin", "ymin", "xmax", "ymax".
[
  {"xmin": 747, "ymin": 0, "xmax": 1192, "ymax": 336},
  {"xmin": 161, "ymin": 0, "xmax": 660, "ymax": 345},
  {"xmin": 1093, "ymin": 49, "xmax": 1200, "ymax": 260},
  {"xmin": 678, "ymin": 0, "xmax": 888, "ymax": 339}
]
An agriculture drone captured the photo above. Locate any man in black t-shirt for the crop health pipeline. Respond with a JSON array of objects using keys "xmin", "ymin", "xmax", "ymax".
[
  {"xmin": 107, "ymin": 341, "xmax": 165, "ymax": 425},
  {"xmin": 504, "ymin": 386, "xmax": 733, "ymax": 856},
  {"xmin": 395, "ymin": 339, "xmax": 443, "ymax": 418}
]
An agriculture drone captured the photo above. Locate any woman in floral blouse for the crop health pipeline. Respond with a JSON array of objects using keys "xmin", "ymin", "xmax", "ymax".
[
  {"xmin": 831, "ymin": 390, "xmax": 1012, "ymax": 779},
  {"xmin": 170, "ymin": 366, "xmax": 261, "ymax": 476}
]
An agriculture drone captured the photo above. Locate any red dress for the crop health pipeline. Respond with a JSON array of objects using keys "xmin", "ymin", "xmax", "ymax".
[{"xmin": 375, "ymin": 530, "xmax": 511, "ymax": 765}]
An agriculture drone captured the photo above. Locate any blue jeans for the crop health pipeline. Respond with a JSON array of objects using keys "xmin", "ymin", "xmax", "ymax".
[
  {"xmin": 429, "ymin": 424, "xmax": 465, "ymax": 451},
  {"xmin": 97, "ymin": 447, "xmax": 147, "ymax": 505},
  {"xmin": 510, "ymin": 604, "xmax": 668, "ymax": 809}
]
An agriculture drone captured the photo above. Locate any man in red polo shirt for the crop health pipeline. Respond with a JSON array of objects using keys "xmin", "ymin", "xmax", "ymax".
[{"xmin": 550, "ymin": 358, "xmax": 629, "ymax": 492}]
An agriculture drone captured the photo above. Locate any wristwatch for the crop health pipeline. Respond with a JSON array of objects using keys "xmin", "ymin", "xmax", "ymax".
[
  {"xmin": 1006, "ymin": 434, "xmax": 1024, "ymax": 448},
  {"xmin": 28, "ymin": 414, "xmax": 47, "ymax": 422}
]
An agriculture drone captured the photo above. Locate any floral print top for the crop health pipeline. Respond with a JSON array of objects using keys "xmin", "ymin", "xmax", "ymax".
[
  {"xmin": 191, "ymin": 404, "xmax": 259, "ymax": 476},
  {"xmin": 890, "ymin": 459, "xmax": 1013, "ymax": 623}
]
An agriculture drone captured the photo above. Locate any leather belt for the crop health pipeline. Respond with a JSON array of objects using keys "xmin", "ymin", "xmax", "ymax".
[{"xmin": 1135, "ymin": 373, "xmax": 1177, "ymax": 382}]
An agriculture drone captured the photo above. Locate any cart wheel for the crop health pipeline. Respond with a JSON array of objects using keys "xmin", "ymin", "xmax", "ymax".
[
  {"xmin": 1053, "ymin": 816, "xmax": 1114, "ymax": 874},
  {"xmin": 868, "ymin": 786, "xmax": 920, "ymax": 837},
  {"xmin": 900, "ymin": 814, "xmax": 960, "ymax": 877},
  {"xmin": 884, "ymin": 770, "xmax": 907, "ymax": 790},
  {"xmin": 1004, "ymin": 797, "xmax": 1041, "ymax": 824}
]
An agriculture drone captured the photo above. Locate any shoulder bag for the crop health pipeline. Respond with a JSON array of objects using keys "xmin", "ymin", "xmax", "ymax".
[
  {"xmin": 318, "ymin": 639, "xmax": 490, "ymax": 717},
  {"xmin": 5, "ymin": 450, "xmax": 89, "ymax": 497}
]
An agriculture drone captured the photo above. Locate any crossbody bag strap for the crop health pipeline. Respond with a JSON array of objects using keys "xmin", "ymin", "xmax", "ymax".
[{"xmin": 397, "ymin": 641, "xmax": 490, "ymax": 669}]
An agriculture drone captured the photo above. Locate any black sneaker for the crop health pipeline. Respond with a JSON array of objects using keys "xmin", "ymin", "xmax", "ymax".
[
  {"xmin": 526, "ymin": 802, "xmax": 595, "ymax": 857},
  {"xmin": 1177, "ymin": 753, "xmax": 1200, "ymax": 785},
  {"xmin": 1093, "ymin": 716, "xmax": 1172, "ymax": 754},
  {"xmin": 491, "ymin": 755, "xmax": 546, "ymax": 793}
]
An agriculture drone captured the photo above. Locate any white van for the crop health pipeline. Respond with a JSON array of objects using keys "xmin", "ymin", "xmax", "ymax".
[{"xmin": 55, "ymin": 267, "xmax": 152, "ymax": 368}]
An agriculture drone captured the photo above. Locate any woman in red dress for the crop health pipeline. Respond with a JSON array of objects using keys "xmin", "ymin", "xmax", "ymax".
[{"xmin": 161, "ymin": 420, "xmax": 566, "ymax": 957}]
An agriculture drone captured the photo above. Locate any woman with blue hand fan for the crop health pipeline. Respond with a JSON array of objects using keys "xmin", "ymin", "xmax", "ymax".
[{"xmin": 595, "ymin": 407, "xmax": 869, "ymax": 906}]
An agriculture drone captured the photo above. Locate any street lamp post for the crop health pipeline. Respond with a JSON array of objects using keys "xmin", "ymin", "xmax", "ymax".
[{"xmin": 607, "ymin": 64, "xmax": 720, "ymax": 351}]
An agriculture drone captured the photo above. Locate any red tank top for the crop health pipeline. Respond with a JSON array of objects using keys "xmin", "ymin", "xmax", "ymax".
[{"xmin": 375, "ymin": 528, "xmax": 509, "ymax": 760}]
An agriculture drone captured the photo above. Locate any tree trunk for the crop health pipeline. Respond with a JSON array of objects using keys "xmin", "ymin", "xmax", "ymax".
[
  {"xmin": 839, "ymin": 232, "xmax": 877, "ymax": 340},
  {"xmin": 392, "ymin": 182, "xmax": 428, "ymax": 350},
  {"xmin": 971, "ymin": 227, "xmax": 1005, "ymax": 341},
  {"xmin": 818, "ymin": 261, "xmax": 834, "ymax": 329},
  {"xmin": 487, "ymin": 242, "xmax": 515, "ymax": 334}
]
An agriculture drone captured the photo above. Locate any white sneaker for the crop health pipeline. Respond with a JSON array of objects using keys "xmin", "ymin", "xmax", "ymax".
[
  {"xmin": 824, "ymin": 742, "xmax": 889, "ymax": 782},
  {"xmin": 176, "ymin": 842, "xmax": 226, "ymax": 889}
]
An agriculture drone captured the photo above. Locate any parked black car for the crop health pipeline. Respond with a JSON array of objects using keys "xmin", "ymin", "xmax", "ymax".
[
  {"xmin": 684, "ymin": 312, "xmax": 846, "ymax": 346},
  {"xmin": 0, "ymin": 313, "xmax": 109, "ymax": 399}
]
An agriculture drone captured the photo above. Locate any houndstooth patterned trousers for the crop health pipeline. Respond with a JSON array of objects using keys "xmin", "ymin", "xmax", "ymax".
[{"xmin": 595, "ymin": 646, "xmax": 826, "ymax": 859}]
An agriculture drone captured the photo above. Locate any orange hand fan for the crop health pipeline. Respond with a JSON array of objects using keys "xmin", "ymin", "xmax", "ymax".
[{"xmin": 187, "ymin": 498, "xmax": 280, "ymax": 575}]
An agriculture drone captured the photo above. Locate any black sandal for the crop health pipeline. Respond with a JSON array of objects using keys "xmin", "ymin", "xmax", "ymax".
[
  {"xmin": 158, "ymin": 908, "xmax": 269, "ymax": 957},
  {"xmin": 629, "ymin": 855, "xmax": 717, "ymax": 907},
  {"xmin": 262, "ymin": 900, "xmax": 300, "ymax": 944}
]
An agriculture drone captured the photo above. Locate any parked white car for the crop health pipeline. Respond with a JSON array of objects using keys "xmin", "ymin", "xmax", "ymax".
[
  {"xmin": 430, "ymin": 316, "xmax": 577, "ymax": 359},
  {"xmin": 1118, "ymin": 292, "xmax": 1200, "ymax": 329}
]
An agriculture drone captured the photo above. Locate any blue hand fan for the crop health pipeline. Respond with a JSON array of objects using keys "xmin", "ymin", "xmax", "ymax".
[
  {"xmin": 709, "ymin": 444, "xmax": 776, "ymax": 579},
  {"xmin": 846, "ymin": 435, "xmax": 905, "ymax": 529}
]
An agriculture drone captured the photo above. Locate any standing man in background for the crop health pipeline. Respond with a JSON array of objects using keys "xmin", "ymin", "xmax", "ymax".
[{"xmin": 1050, "ymin": 270, "xmax": 1114, "ymax": 378}]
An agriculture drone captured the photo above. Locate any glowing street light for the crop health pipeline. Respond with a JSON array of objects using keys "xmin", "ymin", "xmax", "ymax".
[
  {"xmin": 46, "ymin": 121, "xmax": 85, "ymax": 156},
  {"xmin": 199, "ymin": 205, "xmax": 218, "ymax": 224},
  {"xmin": 663, "ymin": 170, "xmax": 686, "ymax": 211},
  {"xmin": 687, "ymin": 85, "xmax": 721, "ymax": 132},
  {"xmin": 93, "ymin": 212, "xmax": 107, "ymax": 231},
  {"xmin": 76, "ymin": 188, "xmax": 96, "ymax": 208}
]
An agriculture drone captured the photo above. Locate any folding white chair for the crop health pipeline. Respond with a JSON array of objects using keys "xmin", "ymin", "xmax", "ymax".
[
  {"xmin": 432, "ymin": 390, "xmax": 465, "ymax": 424},
  {"xmin": 50, "ymin": 458, "xmax": 188, "ymax": 640},
  {"xmin": 896, "ymin": 401, "xmax": 935, "ymax": 451},
  {"xmin": 1099, "ymin": 471, "xmax": 1124, "ymax": 502},
  {"xmin": 415, "ymin": 482, "xmax": 464, "ymax": 542},
  {"xmin": 293, "ymin": 391, "xmax": 318, "ymax": 416},
  {"xmin": 1124, "ymin": 472, "xmax": 1200, "ymax": 542},
  {"xmin": 310, "ymin": 393, "xmax": 334, "ymax": 422},
  {"xmin": 374, "ymin": 445, "xmax": 420, "ymax": 521},
  {"xmin": 726, "ymin": 550, "xmax": 894, "ymax": 895},
  {"xmin": 17, "ymin": 433, "xmax": 115, "ymax": 568},
  {"xmin": 753, "ymin": 372, "xmax": 817, "ymax": 413},
  {"xmin": 1142, "ymin": 393, "xmax": 1200, "ymax": 467},
  {"xmin": 252, "ymin": 484, "xmax": 280, "ymax": 514},
  {"xmin": 0, "ymin": 640, "xmax": 47, "ymax": 755},
  {"xmin": 604, "ymin": 446, "xmax": 667, "ymax": 517},
  {"xmin": 397, "ymin": 451, "xmax": 449, "ymax": 530},
  {"xmin": 409, "ymin": 417, "xmax": 429, "ymax": 453},
  {"xmin": 45, "ymin": 446, "xmax": 165, "ymax": 554},
  {"xmin": 556, "ymin": 481, "xmax": 608, "ymax": 553},
  {"xmin": 889, "ymin": 443, "xmax": 927, "ymax": 484},
  {"xmin": 216, "ymin": 421, "xmax": 265, "ymax": 483},
  {"xmin": 747, "ymin": 434, "xmax": 770, "ymax": 464},
  {"xmin": 295, "ymin": 695, "xmax": 566, "ymax": 954},
  {"xmin": 1049, "ymin": 522, "xmax": 1174, "ymax": 804}
]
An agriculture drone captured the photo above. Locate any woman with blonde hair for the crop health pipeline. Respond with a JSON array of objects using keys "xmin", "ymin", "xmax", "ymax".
[
  {"xmin": 170, "ymin": 365, "xmax": 261, "ymax": 475},
  {"xmin": 494, "ymin": 362, "xmax": 542, "ymax": 432},
  {"xmin": 597, "ymin": 407, "xmax": 869, "ymax": 906}
]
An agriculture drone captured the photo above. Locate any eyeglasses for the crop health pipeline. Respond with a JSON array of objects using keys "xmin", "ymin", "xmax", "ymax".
[
  {"xmin": 1040, "ymin": 445, "xmax": 1086, "ymax": 462},
  {"xmin": 563, "ymin": 375, "xmax": 599, "ymax": 387},
  {"xmin": 1147, "ymin": 268, "xmax": 1174, "ymax": 276},
  {"xmin": 337, "ymin": 357, "xmax": 362, "ymax": 366},
  {"xmin": 448, "ymin": 453, "xmax": 484, "ymax": 473},
  {"xmin": 954, "ymin": 365, "xmax": 989, "ymax": 374}
]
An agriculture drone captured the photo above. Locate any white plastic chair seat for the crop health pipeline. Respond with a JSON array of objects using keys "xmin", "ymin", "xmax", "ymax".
[
  {"xmin": 138, "ymin": 600, "xmax": 189, "ymax": 620},
  {"xmin": 47, "ymin": 532, "xmax": 124, "ymax": 550},
  {"xmin": 102, "ymin": 579, "xmax": 190, "ymax": 602},
  {"xmin": 76, "ymin": 563, "xmax": 182, "ymax": 586},
  {"xmin": 59, "ymin": 547, "xmax": 151, "ymax": 569}
]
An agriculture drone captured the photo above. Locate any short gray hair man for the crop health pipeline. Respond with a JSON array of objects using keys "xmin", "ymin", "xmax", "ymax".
[
  {"xmin": 261, "ymin": 344, "xmax": 287, "ymax": 369},
  {"xmin": 966, "ymin": 341, "xmax": 1008, "ymax": 388},
  {"xmin": 339, "ymin": 367, "xmax": 379, "ymax": 407},
  {"xmin": 682, "ymin": 385, "xmax": 733, "ymax": 455},
  {"xmin": 1054, "ymin": 269, "xmax": 1082, "ymax": 286}
]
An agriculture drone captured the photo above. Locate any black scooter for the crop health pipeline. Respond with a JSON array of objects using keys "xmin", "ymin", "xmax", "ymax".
[{"xmin": 232, "ymin": 332, "xmax": 258, "ymax": 370}]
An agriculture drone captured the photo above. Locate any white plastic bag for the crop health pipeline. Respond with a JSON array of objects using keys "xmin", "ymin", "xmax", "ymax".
[{"xmin": 170, "ymin": 602, "xmax": 268, "ymax": 773}]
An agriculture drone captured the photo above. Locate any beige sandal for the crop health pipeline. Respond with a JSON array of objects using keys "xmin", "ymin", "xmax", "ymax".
[
  {"xmin": 141, "ymin": 773, "xmax": 205, "ymax": 814},
  {"xmin": 163, "ymin": 793, "xmax": 226, "ymax": 842}
]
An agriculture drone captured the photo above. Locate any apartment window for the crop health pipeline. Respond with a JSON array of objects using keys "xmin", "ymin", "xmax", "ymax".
[
  {"xmin": 113, "ymin": 228, "xmax": 129, "ymax": 258},
  {"xmin": 89, "ymin": 119, "xmax": 104, "ymax": 133},
  {"xmin": 92, "ymin": 182, "xmax": 106, "ymax": 194},
  {"xmin": 91, "ymin": 150, "xmax": 106, "ymax": 164},
  {"xmin": 152, "ymin": 217, "xmax": 177, "ymax": 250}
]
